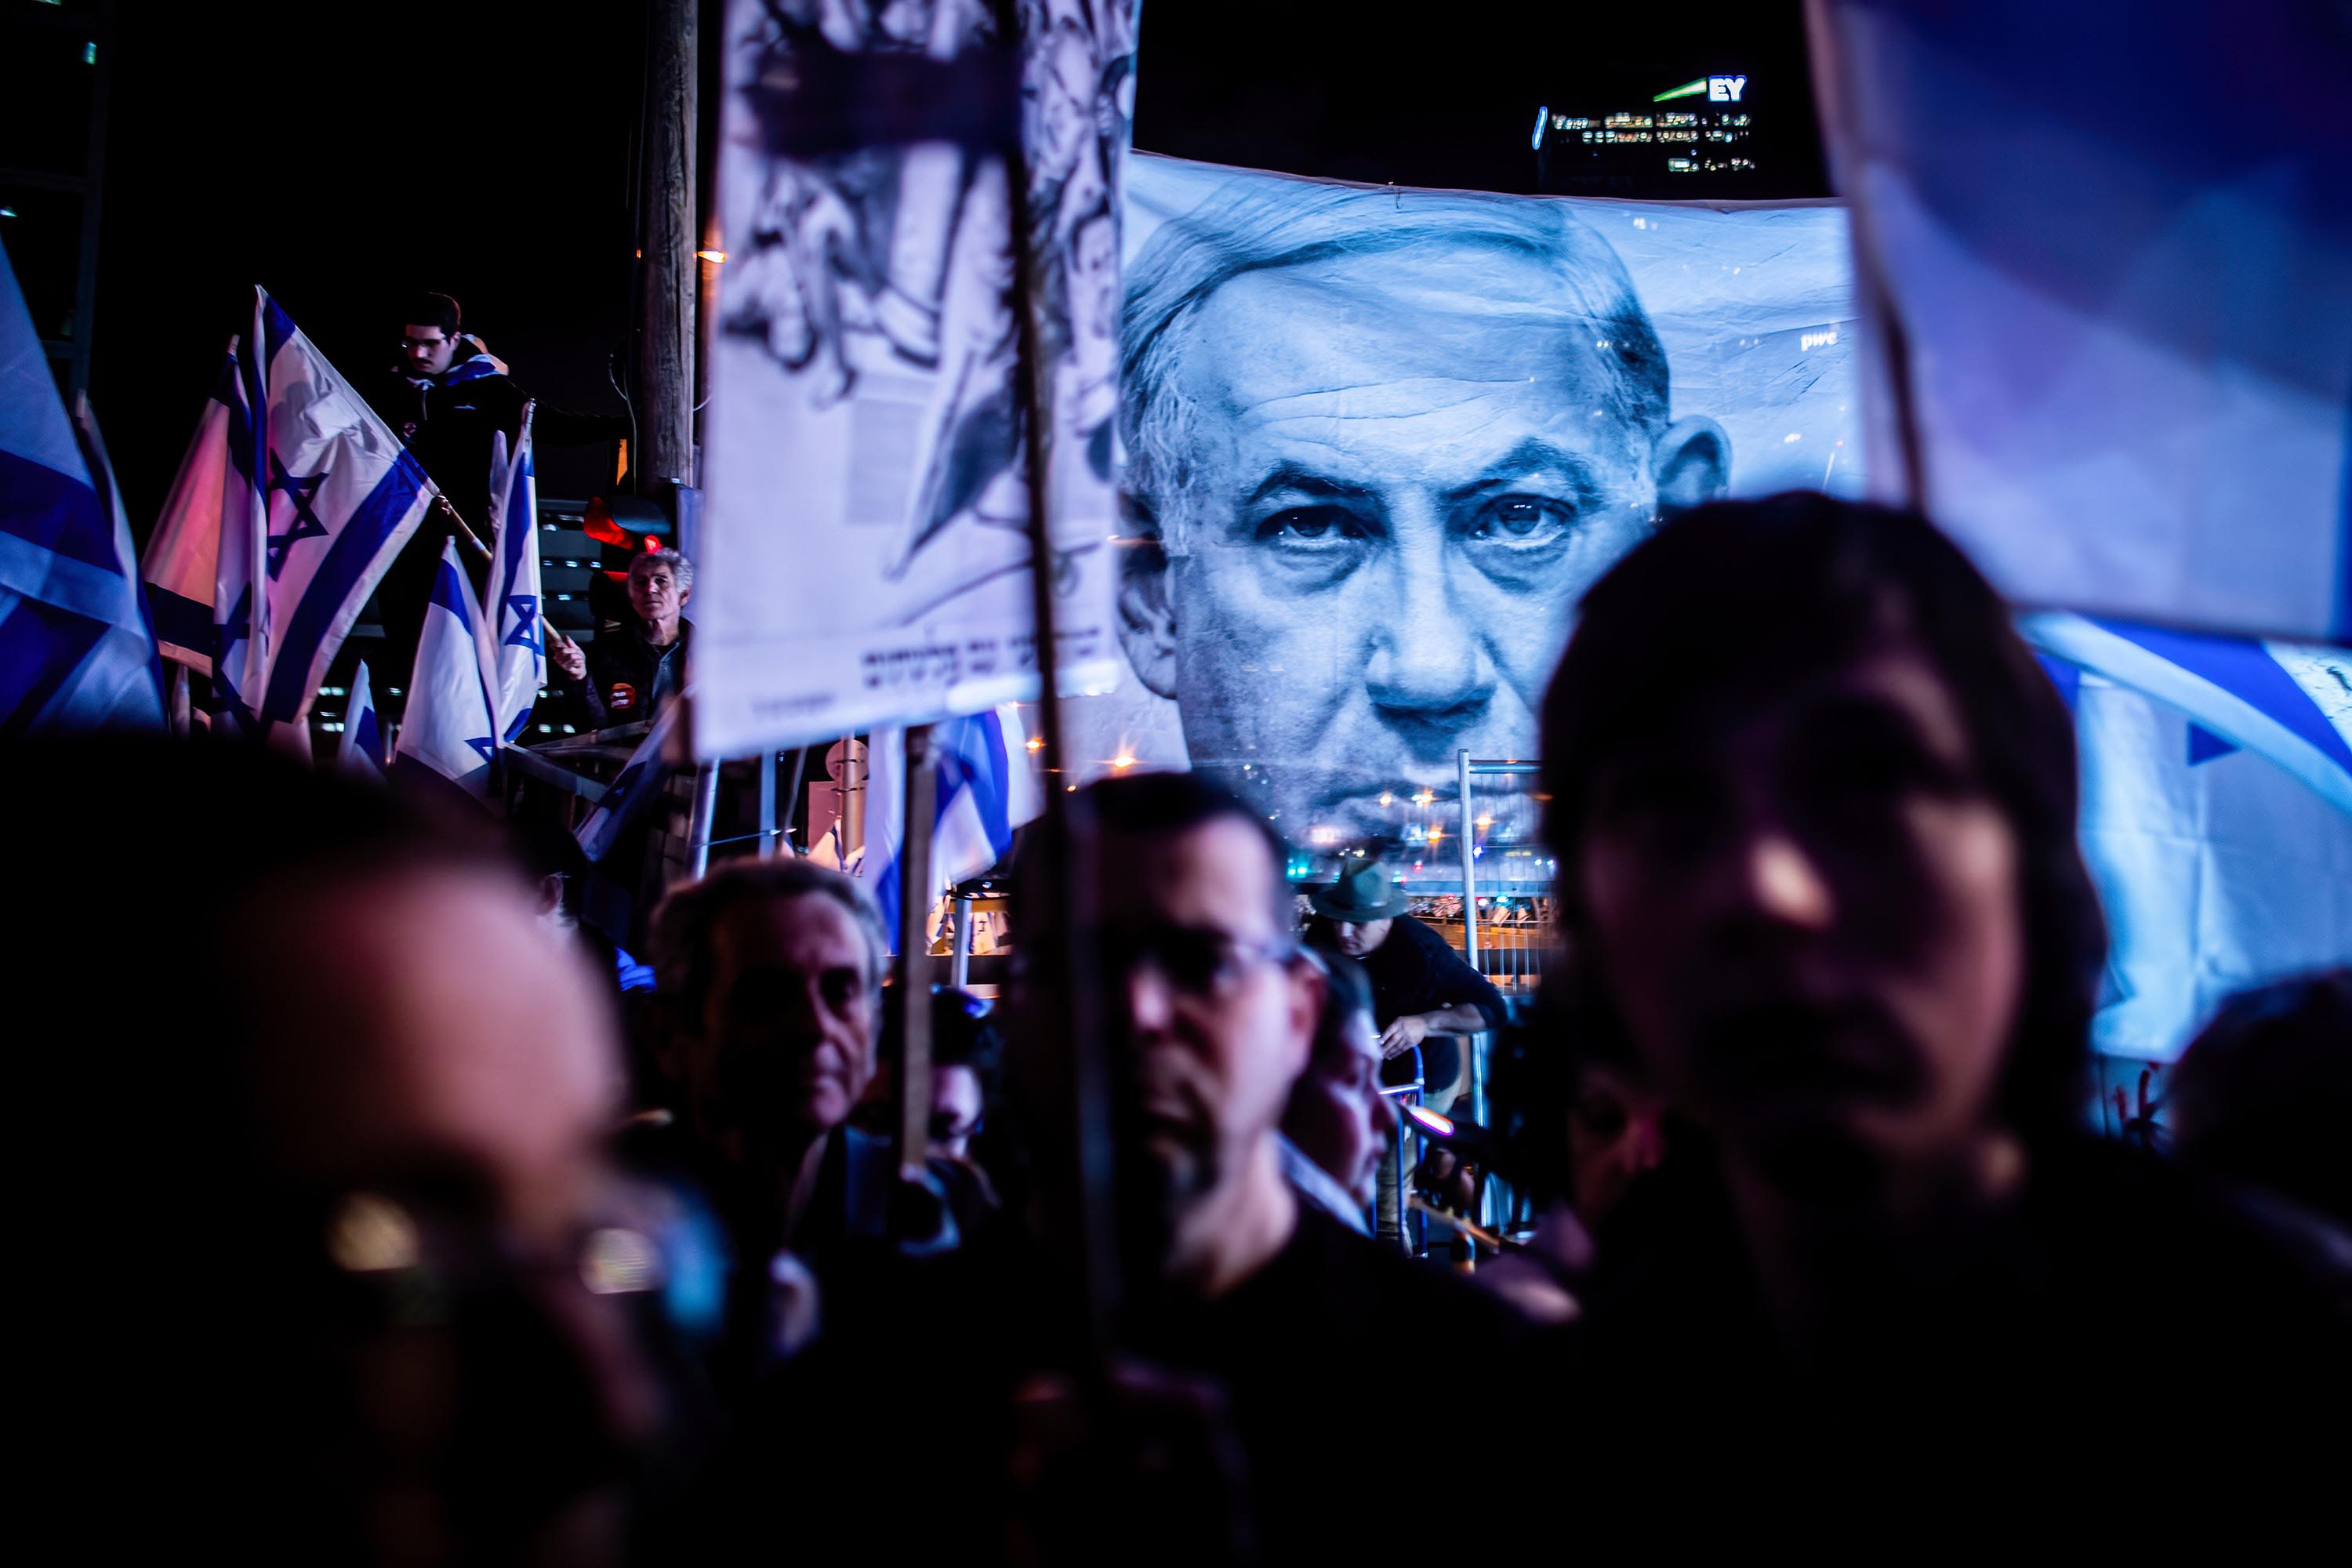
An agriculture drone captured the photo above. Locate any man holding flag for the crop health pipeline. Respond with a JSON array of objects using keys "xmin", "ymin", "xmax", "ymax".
[{"xmin": 371, "ymin": 291, "xmax": 627, "ymax": 683}]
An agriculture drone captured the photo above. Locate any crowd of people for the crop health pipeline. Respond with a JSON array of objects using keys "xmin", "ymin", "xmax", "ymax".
[{"xmin": 16, "ymin": 493, "xmax": 2347, "ymax": 1561}]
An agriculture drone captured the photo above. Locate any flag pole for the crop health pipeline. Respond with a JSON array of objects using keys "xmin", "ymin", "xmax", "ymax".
[
  {"xmin": 779, "ymin": 746, "xmax": 811, "ymax": 855},
  {"xmin": 894, "ymin": 724, "xmax": 940, "ymax": 1189},
  {"xmin": 436, "ymin": 495, "xmax": 495, "ymax": 567},
  {"xmin": 1002, "ymin": 34, "xmax": 1118, "ymax": 1366}
]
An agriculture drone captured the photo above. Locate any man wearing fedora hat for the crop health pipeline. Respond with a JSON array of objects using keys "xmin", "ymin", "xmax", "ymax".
[{"xmin": 1308, "ymin": 861, "xmax": 1507, "ymax": 1113}]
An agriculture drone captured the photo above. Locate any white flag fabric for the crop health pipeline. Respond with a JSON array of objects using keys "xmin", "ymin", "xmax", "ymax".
[
  {"xmin": 858, "ymin": 703, "xmax": 1042, "ymax": 943},
  {"xmin": 2055, "ymin": 670, "xmax": 2352, "ymax": 1062},
  {"xmin": 0, "ymin": 238, "xmax": 163, "ymax": 732},
  {"xmin": 484, "ymin": 412, "xmax": 544, "ymax": 743},
  {"xmin": 2023, "ymin": 614, "xmax": 2352, "ymax": 818},
  {"xmin": 390, "ymin": 540, "xmax": 499, "ymax": 794},
  {"xmin": 1809, "ymin": 0, "xmax": 2352, "ymax": 641},
  {"xmin": 213, "ymin": 288, "xmax": 437, "ymax": 743},
  {"xmin": 336, "ymin": 658, "xmax": 386, "ymax": 779}
]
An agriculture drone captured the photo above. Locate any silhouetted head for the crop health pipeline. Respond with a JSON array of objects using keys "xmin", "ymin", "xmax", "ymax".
[{"xmin": 1540, "ymin": 494, "xmax": 2102, "ymax": 1196}]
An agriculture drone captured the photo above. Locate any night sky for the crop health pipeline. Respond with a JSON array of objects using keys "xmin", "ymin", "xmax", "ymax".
[{"xmin": 27, "ymin": 0, "xmax": 1820, "ymax": 538}]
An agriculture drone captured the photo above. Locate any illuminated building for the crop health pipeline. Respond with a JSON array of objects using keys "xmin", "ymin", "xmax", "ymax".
[{"xmin": 1533, "ymin": 71, "xmax": 1764, "ymax": 196}]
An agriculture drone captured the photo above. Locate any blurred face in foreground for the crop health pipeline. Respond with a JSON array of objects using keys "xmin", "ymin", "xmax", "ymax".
[
  {"xmin": 240, "ymin": 866, "xmax": 665, "ymax": 1566},
  {"xmin": 1576, "ymin": 645, "xmax": 2025, "ymax": 1189}
]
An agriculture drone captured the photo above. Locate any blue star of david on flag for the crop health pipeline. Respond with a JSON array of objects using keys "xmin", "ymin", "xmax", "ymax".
[
  {"xmin": 503, "ymin": 593, "xmax": 543, "ymax": 655},
  {"xmin": 263, "ymin": 450, "xmax": 329, "ymax": 580},
  {"xmin": 212, "ymin": 583, "xmax": 256, "ymax": 726},
  {"xmin": 486, "ymin": 420, "xmax": 546, "ymax": 744}
]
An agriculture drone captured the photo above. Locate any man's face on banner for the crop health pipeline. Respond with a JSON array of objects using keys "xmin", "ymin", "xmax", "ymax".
[{"xmin": 1120, "ymin": 244, "xmax": 1728, "ymax": 839}]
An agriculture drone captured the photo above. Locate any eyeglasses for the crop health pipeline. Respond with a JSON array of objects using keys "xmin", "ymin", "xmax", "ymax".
[
  {"xmin": 400, "ymin": 335, "xmax": 450, "ymax": 350},
  {"xmin": 1105, "ymin": 924, "xmax": 1302, "ymax": 997},
  {"xmin": 311, "ymin": 1187, "xmax": 673, "ymax": 1330}
]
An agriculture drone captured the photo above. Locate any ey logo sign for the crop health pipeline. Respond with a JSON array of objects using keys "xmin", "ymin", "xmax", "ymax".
[{"xmin": 1709, "ymin": 74, "xmax": 1748, "ymax": 102}]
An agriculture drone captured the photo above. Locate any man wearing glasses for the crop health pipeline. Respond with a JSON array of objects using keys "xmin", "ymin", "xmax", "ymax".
[
  {"xmin": 726, "ymin": 771, "xmax": 1535, "ymax": 1560},
  {"xmin": 372, "ymin": 292, "xmax": 629, "ymax": 680}
]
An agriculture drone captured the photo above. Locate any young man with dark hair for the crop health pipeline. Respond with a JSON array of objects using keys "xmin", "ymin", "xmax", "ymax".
[
  {"xmin": 1537, "ymin": 493, "xmax": 2348, "ymax": 1515},
  {"xmin": 372, "ymin": 289, "xmax": 630, "ymax": 682}
]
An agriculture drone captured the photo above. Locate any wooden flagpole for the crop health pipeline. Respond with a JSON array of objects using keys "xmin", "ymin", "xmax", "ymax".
[{"xmin": 894, "ymin": 724, "xmax": 941, "ymax": 1185}]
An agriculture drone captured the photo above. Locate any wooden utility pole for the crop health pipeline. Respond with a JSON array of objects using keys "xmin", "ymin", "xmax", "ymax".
[{"xmin": 634, "ymin": 0, "xmax": 698, "ymax": 492}]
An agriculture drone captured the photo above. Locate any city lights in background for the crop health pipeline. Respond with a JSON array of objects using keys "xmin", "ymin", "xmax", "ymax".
[
  {"xmin": 1405, "ymin": 1105, "xmax": 1454, "ymax": 1138},
  {"xmin": 1542, "ymin": 71, "xmax": 1758, "ymax": 187}
]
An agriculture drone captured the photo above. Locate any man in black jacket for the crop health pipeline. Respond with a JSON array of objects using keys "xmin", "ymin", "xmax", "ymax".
[
  {"xmin": 372, "ymin": 291, "xmax": 630, "ymax": 682},
  {"xmin": 1305, "ymin": 860, "xmax": 1507, "ymax": 1113},
  {"xmin": 698, "ymin": 771, "xmax": 1537, "ymax": 1563}
]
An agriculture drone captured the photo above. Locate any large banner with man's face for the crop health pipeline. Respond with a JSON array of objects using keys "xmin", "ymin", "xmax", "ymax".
[{"xmin": 1069, "ymin": 156, "xmax": 1863, "ymax": 884}]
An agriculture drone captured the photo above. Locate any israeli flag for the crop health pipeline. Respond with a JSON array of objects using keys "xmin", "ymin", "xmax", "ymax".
[
  {"xmin": 484, "ymin": 411, "xmax": 544, "ymax": 742},
  {"xmin": 2022, "ymin": 613, "xmax": 2352, "ymax": 818},
  {"xmin": 2026, "ymin": 621, "xmax": 2352, "ymax": 1060},
  {"xmin": 336, "ymin": 659, "xmax": 386, "ymax": 779},
  {"xmin": 391, "ymin": 540, "xmax": 500, "ymax": 793},
  {"xmin": 575, "ymin": 699, "xmax": 683, "ymax": 862},
  {"xmin": 859, "ymin": 705, "xmax": 1042, "ymax": 943},
  {"xmin": 1812, "ymin": 0, "xmax": 2352, "ymax": 641},
  {"xmin": 0, "ymin": 238, "xmax": 163, "ymax": 733},
  {"xmin": 213, "ymin": 287, "xmax": 436, "ymax": 742}
]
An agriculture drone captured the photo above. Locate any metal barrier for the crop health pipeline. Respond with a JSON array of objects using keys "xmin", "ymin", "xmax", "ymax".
[{"xmin": 1456, "ymin": 750, "xmax": 1550, "ymax": 1232}]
